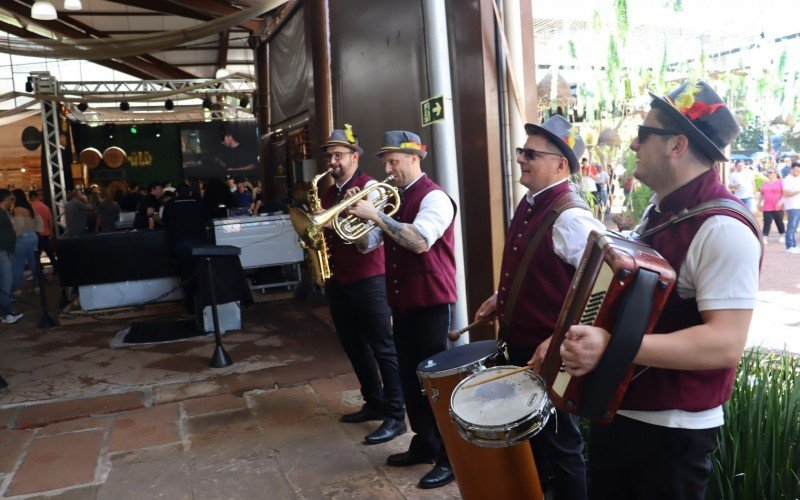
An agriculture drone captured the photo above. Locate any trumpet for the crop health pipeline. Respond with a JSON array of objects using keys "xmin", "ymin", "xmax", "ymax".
[{"xmin": 290, "ymin": 175, "xmax": 401, "ymax": 246}]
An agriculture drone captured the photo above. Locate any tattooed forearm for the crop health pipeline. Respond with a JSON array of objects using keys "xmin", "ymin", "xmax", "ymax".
[{"xmin": 378, "ymin": 212, "xmax": 428, "ymax": 253}]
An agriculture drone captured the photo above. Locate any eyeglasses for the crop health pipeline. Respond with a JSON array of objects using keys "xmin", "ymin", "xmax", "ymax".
[
  {"xmin": 637, "ymin": 125, "xmax": 681, "ymax": 143},
  {"xmin": 323, "ymin": 151, "xmax": 354, "ymax": 162},
  {"xmin": 515, "ymin": 147, "xmax": 563, "ymax": 161}
]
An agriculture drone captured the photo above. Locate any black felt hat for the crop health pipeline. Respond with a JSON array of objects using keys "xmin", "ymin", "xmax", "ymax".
[
  {"xmin": 648, "ymin": 80, "xmax": 740, "ymax": 162},
  {"xmin": 524, "ymin": 115, "xmax": 585, "ymax": 173}
]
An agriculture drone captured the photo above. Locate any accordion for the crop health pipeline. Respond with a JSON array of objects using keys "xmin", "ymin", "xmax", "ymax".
[{"xmin": 540, "ymin": 231, "xmax": 676, "ymax": 422}]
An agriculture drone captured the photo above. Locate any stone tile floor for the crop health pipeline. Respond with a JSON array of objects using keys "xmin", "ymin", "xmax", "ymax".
[{"xmin": 0, "ymin": 297, "xmax": 459, "ymax": 499}]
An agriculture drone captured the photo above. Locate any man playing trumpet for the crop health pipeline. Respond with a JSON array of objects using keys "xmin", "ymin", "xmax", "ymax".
[
  {"xmin": 319, "ymin": 126, "xmax": 407, "ymax": 446},
  {"xmin": 348, "ymin": 131, "xmax": 457, "ymax": 489}
]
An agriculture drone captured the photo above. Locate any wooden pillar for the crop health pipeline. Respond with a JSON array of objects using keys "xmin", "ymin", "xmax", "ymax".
[
  {"xmin": 305, "ymin": 0, "xmax": 333, "ymax": 178},
  {"xmin": 448, "ymin": 0, "xmax": 505, "ymax": 340},
  {"xmin": 519, "ymin": 0, "xmax": 539, "ymax": 123}
]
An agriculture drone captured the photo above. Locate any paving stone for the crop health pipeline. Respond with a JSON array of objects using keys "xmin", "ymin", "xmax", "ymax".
[
  {"xmin": 26, "ymin": 484, "xmax": 100, "ymax": 500},
  {"xmin": 262, "ymin": 416, "xmax": 375, "ymax": 492},
  {"xmin": 187, "ymin": 408, "xmax": 264, "ymax": 452},
  {"xmin": 299, "ymin": 476, "xmax": 402, "ymax": 500},
  {"xmin": 16, "ymin": 392, "xmax": 144, "ymax": 429},
  {"xmin": 108, "ymin": 403, "xmax": 180, "ymax": 452},
  {"xmin": 182, "ymin": 394, "xmax": 247, "ymax": 417},
  {"xmin": 309, "ymin": 373, "xmax": 362, "ymax": 417},
  {"xmin": 248, "ymin": 386, "xmax": 326, "ymax": 426},
  {"xmin": 7, "ymin": 430, "xmax": 104, "ymax": 496},
  {"xmin": 38, "ymin": 416, "xmax": 110, "ymax": 436},
  {"xmin": 0, "ymin": 429, "xmax": 33, "ymax": 472},
  {"xmin": 97, "ymin": 444, "xmax": 191, "ymax": 500},
  {"xmin": 0, "ymin": 407, "xmax": 19, "ymax": 430}
]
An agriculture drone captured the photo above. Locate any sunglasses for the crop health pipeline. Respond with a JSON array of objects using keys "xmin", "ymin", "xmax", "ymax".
[
  {"xmin": 515, "ymin": 147, "xmax": 563, "ymax": 161},
  {"xmin": 637, "ymin": 125, "xmax": 681, "ymax": 143},
  {"xmin": 323, "ymin": 151, "xmax": 354, "ymax": 162}
]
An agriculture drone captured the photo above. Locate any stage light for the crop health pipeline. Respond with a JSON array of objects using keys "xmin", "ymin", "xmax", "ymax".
[
  {"xmin": 202, "ymin": 97, "xmax": 212, "ymax": 109},
  {"xmin": 215, "ymin": 68, "xmax": 229, "ymax": 79},
  {"xmin": 25, "ymin": 77, "xmax": 33, "ymax": 93},
  {"xmin": 154, "ymin": 124, "xmax": 162, "ymax": 138},
  {"xmin": 77, "ymin": 101, "xmax": 88, "ymax": 112},
  {"xmin": 120, "ymin": 101, "xmax": 130, "ymax": 112},
  {"xmin": 239, "ymin": 96, "xmax": 249, "ymax": 108},
  {"xmin": 130, "ymin": 125, "xmax": 138, "ymax": 134},
  {"xmin": 31, "ymin": 1, "xmax": 57, "ymax": 21},
  {"xmin": 165, "ymin": 99, "xmax": 174, "ymax": 110},
  {"xmin": 106, "ymin": 124, "xmax": 115, "ymax": 139}
]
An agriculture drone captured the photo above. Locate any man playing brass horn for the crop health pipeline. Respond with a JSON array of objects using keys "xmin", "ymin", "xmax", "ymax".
[
  {"xmin": 475, "ymin": 115, "xmax": 604, "ymax": 499},
  {"xmin": 319, "ymin": 127, "xmax": 407, "ymax": 446},
  {"xmin": 348, "ymin": 131, "xmax": 457, "ymax": 489}
]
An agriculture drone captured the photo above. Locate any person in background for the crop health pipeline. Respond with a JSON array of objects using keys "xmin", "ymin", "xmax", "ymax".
[
  {"xmin": 158, "ymin": 187, "xmax": 177, "ymax": 219},
  {"xmin": 133, "ymin": 181, "xmax": 163, "ymax": 230},
  {"xmin": 64, "ymin": 188, "xmax": 93, "ymax": 236},
  {"xmin": 202, "ymin": 178, "xmax": 234, "ymax": 221},
  {"xmin": 10, "ymin": 189, "xmax": 41, "ymax": 294},
  {"xmin": 83, "ymin": 188, "xmax": 99, "ymax": 232},
  {"xmin": 758, "ymin": 169, "xmax": 785, "ymax": 245},
  {"xmin": 728, "ymin": 159, "xmax": 756, "ymax": 213},
  {"xmin": 28, "ymin": 190, "xmax": 57, "ymax": 272},
  {"xmin": 783, "ymin": 162, "xmax": 800, "ymax": 254},
  {"xmin": 121, "ymin": 182, "xmax": 143, "ymax": 212},
  {"xmin": 780, "ymin": 157, "xmax": 793, "ymax": 180},
  {"xmin": 96, "ymin": 187, "xmax": 121, "ymax": 233},
  {"xmin": 231, "ymin": 178, "xmax": 254, "ymax": 213},
  {"xmin": 0, "ymin": 190, "xmax": 22, "ymax": 324}
]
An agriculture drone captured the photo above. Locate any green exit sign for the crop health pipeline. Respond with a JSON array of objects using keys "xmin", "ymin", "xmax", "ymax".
[{"xmin": 421, "ymin": 95, "xmax": 445, "ymax": 127}]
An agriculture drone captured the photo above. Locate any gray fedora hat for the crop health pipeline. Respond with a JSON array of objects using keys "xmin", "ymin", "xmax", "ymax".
[
  {"xmin": 524, "ymin": 115, "xmax": 585, "ymax": 173},
  {"xmin": 320, "ymin": 124, "xmax": 363, "ymax": 154},
  {"xmin": 375, "ymin": 130, "xmax": 427, "ymax": 159}
]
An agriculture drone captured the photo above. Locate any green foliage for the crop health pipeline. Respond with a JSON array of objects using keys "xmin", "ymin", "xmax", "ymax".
[
  {"xmin": 708, "ymin": 350, "xmax": 800, "ymax": 499},
  {"xmin": 592, "ymin": 10, "xmax": 602, "ymax": 32},
  {"xmin": 607, "ymin": 36, "xmax": 621, "ymax": 100},
  {"xmin": 568, "ymin": 40, "xmax": 577, "ymax": 60},
  {"xmin": 615, "ymin": 0, "xmax": 628, "ymax": 45},
  {"xmin": 658, "ymin": 41, "xmax": 669, "ymax": 90},
  {"xmin": 733, "ymin": 120, "xmax": 768, "ymax": 151},
  {"xmin": 754, "ymin": 171, "xmax": 767, "ymax": 193}
]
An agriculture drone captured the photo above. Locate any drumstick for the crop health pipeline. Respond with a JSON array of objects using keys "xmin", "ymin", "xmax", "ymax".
[
  {"xmin": 463, "ymin": 365, "xmax": 531, "ymax": 389},
  {"xmin": 448, "ymin": 312, "xmax": 497, "ymax": 341}
]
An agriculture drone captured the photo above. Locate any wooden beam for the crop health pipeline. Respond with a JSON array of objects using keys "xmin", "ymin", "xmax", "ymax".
[
  {"xmin": 217, "ymin": 29, "xmax": 230, "ymax": 74},
  {"xmin": 1, "ymin": 2, "xmax": 198, "ymax": 79},
  {"xmin": 100, "ymin": 0, "xmax": 215, "ymax": 20},
  {"xmin": 0, "ymin": 19, "xmax": 157, "ymax": 80},
  {"xmin": 164, "ymin": 0, "xmax": 266, "ymax": 32}
]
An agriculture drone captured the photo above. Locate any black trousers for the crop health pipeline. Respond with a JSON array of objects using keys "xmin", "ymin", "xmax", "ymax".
[
  {"xmin": 393, "ymin": 303, "xmax": 451, "ymax": 462},
  {"xmin": 37, "ymin": 235, "xmax": 57, "ymax": 272},
  {"xmin": 762, "ymin": 210, "xmax": 786, "ymax": 236},
  {"xmin": 589, "ymin": 415, "xmax": 718, "ymax": 500},
  {"xmin": 327, "ymin": 276, "xmax": 404, "ymax": 420},
  {"xmin": 508, "ymin": 344, "xmax": 588, "ymax": 500}
]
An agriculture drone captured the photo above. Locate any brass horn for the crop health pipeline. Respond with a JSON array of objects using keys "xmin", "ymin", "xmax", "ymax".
[{"xmin": 289, "ymin": 175, "xmax": 401, "ymax": 245}]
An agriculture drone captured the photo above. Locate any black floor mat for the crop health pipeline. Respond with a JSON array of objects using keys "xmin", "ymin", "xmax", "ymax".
[{"xmin": 112, "ymin": 319, "xmax": 206, "ymax": 347}]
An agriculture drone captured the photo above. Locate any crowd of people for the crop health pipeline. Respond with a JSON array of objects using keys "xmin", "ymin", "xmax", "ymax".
[{"xmin": 319, "ymin": 80, "xmax": 760, "ymax": 500}]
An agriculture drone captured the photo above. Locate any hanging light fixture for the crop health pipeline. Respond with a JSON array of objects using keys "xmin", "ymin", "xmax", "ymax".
[
  {"xmin": 64, "ymin": 0, "xmax": 82, "ymax": 10},
  {"xmin": 31, "ymin": 1, "xmax": 58, "ymax": 20}
]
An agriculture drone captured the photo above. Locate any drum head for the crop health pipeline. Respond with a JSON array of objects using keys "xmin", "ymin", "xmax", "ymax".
[
  {"xmin": 451, "ymin": 367, "xmax": 546, "ymax": 427},
  {"xmin": 417, "ymin": 340, "xmax": 499, "ymax": 375}
]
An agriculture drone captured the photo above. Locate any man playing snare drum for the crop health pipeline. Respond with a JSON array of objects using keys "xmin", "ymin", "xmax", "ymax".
[{"xmin": 475, "ymin": 115, "xmax": 604, "ymax": 499}]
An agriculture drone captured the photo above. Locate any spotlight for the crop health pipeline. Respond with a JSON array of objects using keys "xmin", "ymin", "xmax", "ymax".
[
  {"xmin": 165, "ymin": 99, "xmax": 174, "ymax": 110},
  {"xmin": 120, "ymin": 101, "xmax": 130, "ymax": 111},
  {"xmin": 130, "ymin": 125, "xmax": 138, "ymax": 134},
  {"xmin": 202, "ymin": 97, "xmax": 212, "ymax": 110},
  {"xmin": 106, "ymin": 124, "xmax": 115, "ymax": 139},
  {"xmin": 77, "ymin": 101, "xmax": 88, "ymax": 112},
  {"xmin": 154, "ymin": 124, "xmax": 162, "ymax": 138},
  {"xmin": 25, "ymin": 77, "xmax": 33, "ymax": 93},
  {"xmin": 239, "ymin": 96, "xmax": 250, "ymax": 108}
]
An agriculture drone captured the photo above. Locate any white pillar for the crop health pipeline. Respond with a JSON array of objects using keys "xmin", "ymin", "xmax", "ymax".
[
  {"xmin": 503, "ymin": 0, "xmax": 528, "ymax": 206},
  {"xmin": 422, "ymin": 0, "xmax": 468, "ymax": 342}
]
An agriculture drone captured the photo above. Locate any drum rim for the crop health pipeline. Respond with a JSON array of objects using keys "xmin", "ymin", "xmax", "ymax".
[
  {"xmin": 416, "ymin": 340, "xmax": 501, "ymax": 378},
  {"xmin": 449, "ymin": 367, "xmax": 551, "ymax": 430}
]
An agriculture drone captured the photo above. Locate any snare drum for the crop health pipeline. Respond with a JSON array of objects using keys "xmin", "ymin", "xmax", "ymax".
[
  {"xmin": 417, "ymin": 342, "xmax": 543, "ymax": 500},
  {"xmin": 450, "ymin": 366, "xmax": 553, "ymax": 448}
]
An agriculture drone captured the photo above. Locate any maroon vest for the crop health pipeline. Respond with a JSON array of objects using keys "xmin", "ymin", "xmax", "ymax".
[
  {"xmin": 384, "ymin": 174, "xmax": 457, "ymax": 314},
  {"xmin": 497, "ymin": 181, "xmax": 577, "ymax": 350},
  {"xmin": 322, "ymin": 171, "xmax": 385, "ymax": 286},
  {"xmin": 622, "ymin": 169, "xmax": 760, "ymax": 412}
]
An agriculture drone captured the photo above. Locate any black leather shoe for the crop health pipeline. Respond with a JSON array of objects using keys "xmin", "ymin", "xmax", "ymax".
[
  {"xmin": 364, "ymin": 418, "xmax": 407, "ymax": 444},
  {"xmin": 386, "ymin": 450, "xmax": 435, "ymax": 467},
  {"xmin": 340, "ymin": 405, "xmax": 384, "ymax": 423},
  {"xmin": 418, "ymin": 462, "xmax": 455, "ymax": 489}
]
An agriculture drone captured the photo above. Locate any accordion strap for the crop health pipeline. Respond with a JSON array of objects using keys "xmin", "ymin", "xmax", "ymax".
[{"xmin": 500, "ymin": 191, "xmax": 589, "ymax": 337}]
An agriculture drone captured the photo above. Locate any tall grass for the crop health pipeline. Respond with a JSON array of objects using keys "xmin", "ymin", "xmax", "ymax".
[{"xmin": 708, "ymin": 349, "xmax": 800, "ymax": 499}]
